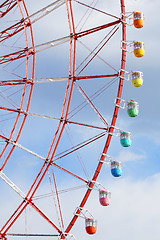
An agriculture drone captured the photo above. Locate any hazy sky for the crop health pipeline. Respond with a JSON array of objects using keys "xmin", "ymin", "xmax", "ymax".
[{"xmin": 0, "ymin": 0, "xmax": 160, "ymax": 239}]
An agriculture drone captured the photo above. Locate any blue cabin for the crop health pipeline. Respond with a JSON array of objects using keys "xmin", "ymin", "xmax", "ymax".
[
  {"xmin": 111, "ymin": 161, "xmax": 122, "ymax": 177},
  {"xmin": 120, "ymin": 131, "xmax": 132, "ymax": 147}
]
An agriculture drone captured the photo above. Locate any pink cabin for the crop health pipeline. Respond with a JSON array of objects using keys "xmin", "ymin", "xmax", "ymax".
[{"xmin": 99, "ymin": 190, "xmax": 111, "ymax": 206}]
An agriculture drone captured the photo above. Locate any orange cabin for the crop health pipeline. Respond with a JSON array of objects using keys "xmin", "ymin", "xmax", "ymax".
[
  {"xmin": 85, "ymin": 218, "xmax": 97, "ymax": 235},
  {"xmin": 133, "ymin": 12, "xmax": 144, "ymax": 28}
]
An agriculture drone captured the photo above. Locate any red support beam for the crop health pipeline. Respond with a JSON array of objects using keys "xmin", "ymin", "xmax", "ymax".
[
  {"xmin": 0, "ymin": 74, "xmax": 118, "ymax": 86},
  {"xmin": 0, "ymin": 0, "xmax": 17, "ymax": 18},
  {"xmin": 7, "ymin": 234, "xmax": 59, "ymax": 237},
  {"xmin": 0, "ymin": 79, "xmax": 32, "ymax": 86},
  {"xmin": 0, "ymin": 48, "xmax": 34, "ymax": 65},
  {"xmin": 75, "ymin": 19, "xmax": 121, "ymax": 39},
  {"xmin": 0, "ymin": 20, "xmax": 30, "ymax": 43},
  {"xmin": 52, "ymin": 162, "xmax": 88, "ymax": 183},
  {"xmin": 74, "ymin": 73, "xmax": 119, "ymax": 80}
]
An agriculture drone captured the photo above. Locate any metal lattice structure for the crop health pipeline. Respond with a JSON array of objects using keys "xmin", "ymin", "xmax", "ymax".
[{"xmin": 0, "ymin": 0, "xmax": 126, "ymax": 239}]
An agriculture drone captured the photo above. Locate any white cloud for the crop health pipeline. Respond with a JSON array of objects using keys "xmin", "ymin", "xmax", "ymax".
[{"xmin": 116, "ymin": 149, "xmax": 146, "ymax": 162}]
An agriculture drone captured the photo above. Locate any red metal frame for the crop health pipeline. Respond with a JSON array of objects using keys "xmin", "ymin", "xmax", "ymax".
[
  {"xmin": 0, "ymin": 0, "xmax": 17, "ymax": 18},
  {"xmin": 64, "ymin": 0, "xmax": 126, "ymax": 236},
  {"xmin": 0, "ymin": 0, "xmax": 35, "ymax": 171},
  {"xmin": 0, "ymin": 0, "xmax": 126, "ymax": 239},
  {"xmin": 0, "ymin": 0, "xmax": 35, "ymax": 238}
]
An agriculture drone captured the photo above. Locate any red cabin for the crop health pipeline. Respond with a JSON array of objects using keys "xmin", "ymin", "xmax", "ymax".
[{"xmin": 85, "ymin": 218, "xmax": 97, "ymax": 235}]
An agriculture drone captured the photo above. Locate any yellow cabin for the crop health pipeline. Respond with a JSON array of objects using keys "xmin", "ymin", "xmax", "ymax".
[
  {"xmin": 133, "ymin": 12, "xmax": 144, "ymax": 28},
  {"xmin": 133, "ymin": 41, "xmax": 145, "ymax": 58},
  {"xmin": 131, "ymin": 71, "xmax": 143, "ymax": 87}
]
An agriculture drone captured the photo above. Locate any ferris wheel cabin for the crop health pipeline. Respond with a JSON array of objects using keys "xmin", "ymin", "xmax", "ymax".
[
  {"xmin": 131, "ymin": 71, "xmax": 143, "ymax": 87},
  {"xmin": 111, "ymin": 161, "xmax": 122, "ymax": 177},
  {"xmin": 99, "ymin": 190, "xmax": 111, "ymax": 206},
  {"xmin": 127, "ymin": 100, "xmax": 139, "ymax": 117},
  {"xmin": 85, "ymin": 218, "xmax": 97, "ymax": 235},
  {"xmin": 120, "ymin": 131, "xmax": 132, "ymax": 147},
  {"xmin": 133, "ymin": 41, "xmax": 145, "ymax": 57},
  {"xmin": 133, "ymin": 12, "xmax": 144, "ymax": 28}
]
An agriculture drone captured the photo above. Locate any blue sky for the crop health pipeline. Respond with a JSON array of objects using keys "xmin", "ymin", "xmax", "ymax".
[{"xmin": 0, "ymin": 0, "xmax": 160, "ymax": 239}]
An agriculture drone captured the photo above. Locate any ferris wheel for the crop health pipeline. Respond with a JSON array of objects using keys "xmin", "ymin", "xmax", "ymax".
[{"xmin": 0, "ymin": 0, "xmax": 144, "ymax": 239}]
